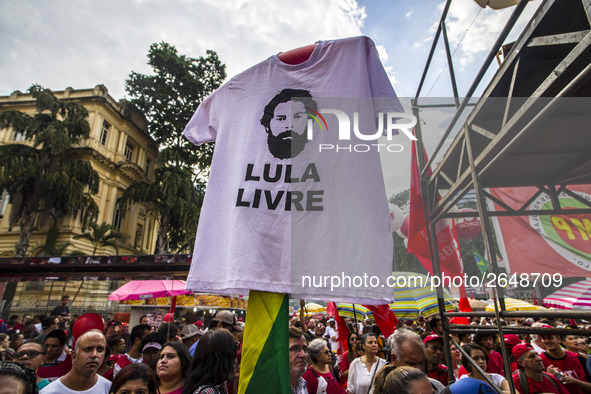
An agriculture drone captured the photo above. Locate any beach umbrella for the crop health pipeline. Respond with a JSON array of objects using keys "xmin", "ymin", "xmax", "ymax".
[
  {"xmin": 469, "ymin": 299, "xmax": 489, "ymax": 311},
  {"xmin": 297, "ymin": 302, "xmax": 327, "ymax": 315},
  {"xmin": 543, "ymin": 279, "xmax": 591, "ymax": 309},
  {"xmin": 108, "ymin": 280, "xmax": 191, "ymax": 301},
  {"xmin": 389, "ymin": 272, "xmax": 455, "ymax": 319},
  {"xmin": 336, "ymin": 303, "xmax": 370, "ymax": 320},
  {"xmin": 485, "ymin": 298, "xmax": 538, "ymax": 311}
]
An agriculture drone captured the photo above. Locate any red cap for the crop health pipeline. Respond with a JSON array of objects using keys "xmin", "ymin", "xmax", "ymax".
[
  {"xmin": 423, "ymin": 334, "xmax": 444, "ymax": 344},
  {"xmin": 194, "ymin": 321, "xmax": 203, "ymax": 327},
  {"xmin": 512, "ymin": 343, "xmax": 534, "ymax": 360},
  {"xmin": 504, "ymin": 334, "xmax": 521, "ymax": 347},
  {"xmin": 163, "ymin": 313, "xmax": 174, "ymax": 323},
  {"xmin": 540, "ymin": 324, "xmax": 553, "ymax": 329}
]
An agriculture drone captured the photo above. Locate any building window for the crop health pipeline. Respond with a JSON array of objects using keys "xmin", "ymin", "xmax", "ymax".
[
  {"xmin": 113, "ymin": 198, "xmax": 123, "ymax": 231},
  {"xmin": 0, "ymin": 191, "xmax": 8, "ymax": 218},
  {"xmin": 134, "ymin": 224, "xmax": 143, "ymax": 249},
  {"xmin": 145, "ymin": 158, "xmax": 151, "ymax": 175},
  {"xmin": 13, "ymin": 130, "xmax": 26, "ymax": 141},
  {"xmin": 124, "ymin": 141, "xmax": 134, "ymax": 161},
  {"xmin": 100, "ymin": 121, "xmax": 110, "ymax": 145}
]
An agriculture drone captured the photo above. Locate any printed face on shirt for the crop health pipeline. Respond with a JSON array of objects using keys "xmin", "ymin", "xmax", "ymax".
[
  {"xmin": 266, "ymin": 100, "xmax": 309, "ymax": 159},
  {"xmin": 261, "ymin": 89, "xmax": 318, "ymax": 160}
]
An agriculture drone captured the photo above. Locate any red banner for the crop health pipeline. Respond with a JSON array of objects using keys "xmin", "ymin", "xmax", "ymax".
[
  {"xmin": 490, "ymin": 186, "xmax": 591, "ymax": 277},
  {"xmin": 407, "ymin": 140, "xmax": 471, "ymax": 312},
  {"xmin": 362, "ymin": 304, "xmax": 398, "ymax": 338},
  {"xmin": 329, "ymin": 301, "xmax": 350, "ymax": 366}
]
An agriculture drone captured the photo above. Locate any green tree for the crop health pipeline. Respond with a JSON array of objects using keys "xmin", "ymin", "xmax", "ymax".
[
  {"xmin": 74, "ymin": 221, "xmax": 123, "ymax": 255},
  {"xmin": 0, "ymin": 85, "xmax": 100, "ymax": 257},
  {"xmin": 123, "ymin": 43, "xmax": 226, "ymax": 253},
  {"xmin": 125, "ymin": 42, "xmax": 226, "ymax": 173},
  {"xmin": 31, "ymin": 224, "xmax": 83, "ymax": 257}
]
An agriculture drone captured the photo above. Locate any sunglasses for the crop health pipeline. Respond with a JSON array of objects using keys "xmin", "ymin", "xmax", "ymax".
[{"xmin": 14, "ymin": 350, "xmax": 45, "ymax": 359}]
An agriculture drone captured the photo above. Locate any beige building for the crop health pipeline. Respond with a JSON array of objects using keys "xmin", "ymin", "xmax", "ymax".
[
  {"xmin": 0, "ymin": 85, "xmax": 164, "ymax": 306},
  {"xmin": 0, "ymin": 85, "xmax": 160, "ymax": 308},
  {"xmin": 0, "ymin": 84, "xmax": 159, "ymax": 257}
]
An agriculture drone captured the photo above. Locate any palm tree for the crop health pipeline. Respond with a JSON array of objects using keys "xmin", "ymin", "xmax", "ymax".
[
  {"xmin": 120, "ymin": 164, "xmax": 202, "ymax": 254},
  {"xmin": 0, "ymin": 85, "xmax": 100, "ymax": 256},
  {"xmin": 31, "ymin": 224, "xmax": 84, "ymax": 257},
  {"xmin": 74, "ymin": 222, "xmax": 123, "ymax": 255}
]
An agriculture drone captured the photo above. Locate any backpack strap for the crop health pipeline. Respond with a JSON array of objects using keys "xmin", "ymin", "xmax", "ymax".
[
  {"xmin": 542, "ymin": 372, "xmax": 560, "ymax": 392},
  {"xmin": 518, "ymin": 369, "xmax": 529, "ymax": 394}
]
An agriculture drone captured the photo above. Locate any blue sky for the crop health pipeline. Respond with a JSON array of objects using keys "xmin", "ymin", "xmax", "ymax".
[{"xmin": 0, "ymin": 0, "xmax": 540, "ymax": 197}]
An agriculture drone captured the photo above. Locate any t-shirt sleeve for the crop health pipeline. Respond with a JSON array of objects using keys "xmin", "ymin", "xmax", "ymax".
[
  {"xmin": 183, "ymin": 85, "xmax": 227, "ymax": 145},
  {"xmin": 577, "ymin": 354, "xmax": 591, "ymax": 381}
]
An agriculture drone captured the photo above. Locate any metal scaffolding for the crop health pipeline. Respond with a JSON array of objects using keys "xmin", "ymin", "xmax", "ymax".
[{"xmin": 412, "ymin": 0, "xmax": 591, "ymax": 392}]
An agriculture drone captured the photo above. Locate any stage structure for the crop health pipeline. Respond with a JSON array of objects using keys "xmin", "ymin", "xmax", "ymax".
[{"xmin": 413, "ymin": 0, "xmax": 591, "ymax": 392}]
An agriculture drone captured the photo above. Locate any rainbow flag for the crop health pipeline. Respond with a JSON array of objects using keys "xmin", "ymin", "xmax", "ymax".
[{"xmin": 238, "ymin": 291, "xmax": 290, "ymax": 393}]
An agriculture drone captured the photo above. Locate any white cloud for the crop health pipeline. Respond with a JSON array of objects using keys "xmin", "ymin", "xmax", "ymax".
[
  {"xmin": 405, "ymin": 9, "xmax": 413, "ymax": 19},
  {"xmin": 376, "ymin": 45, "xmax": 389, "ymax": 61},
  {"xmin": 0, "ymin": 0, "xmax": 366, "ymax": 100},
  {"xmin": 444, "ymin": 0, "xmax": 539, "ymax": 71}
]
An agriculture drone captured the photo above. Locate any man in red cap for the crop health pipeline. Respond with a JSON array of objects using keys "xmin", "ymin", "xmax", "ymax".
[
  {"xmin": 512, "ymin": 343, "xmax": 568, "ymax": 393},
  {"xmin": 424, "ymin": 334, "xmax": 448, "ymax": 386},
  {"xmin": 540, "ymin": 332, "xmax": 591, "ymax": 393},
  {"xmin": 503, "ymin": 334, "xmax": 522, "ymax": 372}
]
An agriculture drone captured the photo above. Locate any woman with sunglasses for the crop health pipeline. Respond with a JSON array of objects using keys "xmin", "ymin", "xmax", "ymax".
[
  {"xmin": 303, "ymin": 339, "xmax": 346, "ymax": 393},
  {"xmin": 347, "ymin": 333, "xmax": 387, "ymax": 394},
  {"xmin": 339, "ymin": 332, "xmax": 362, "ymax": 387}
]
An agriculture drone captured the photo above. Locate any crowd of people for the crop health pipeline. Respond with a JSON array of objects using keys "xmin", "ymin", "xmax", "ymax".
[
  {"xmin": 0, "ymin": 298, "xmax": 590, "ymax": 394},
  {"xmin": 0, "ymin": 302, "xmax": 244, "ymax": 393},
  {"xmin": 288, "ymin": 313, "xmax": 591, "ymax": 394}
]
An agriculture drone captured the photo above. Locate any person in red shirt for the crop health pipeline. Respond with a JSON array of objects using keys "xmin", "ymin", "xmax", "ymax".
[
  {"xmin": 540, "ymin": 333, "xmax": 591, "ymax": 394},
  {"xmin": 112, "ymin": 324, "xmax": 151, "ymax": 378},
  {"xmin": 475, "ymin": 332, "xmax": 504, "ymax": 376},
  {"xmin": 511, "ymin": 343, "xmax": 568, "ymax": 394},
  {"xmin": 424, "ymin": 334, "xmax": 448, "ymax": 386},
  {"xmin": 38, "ymin": 329, "xmax": 72, "ymax": 382},
  {"xmin": 503, "ymin": 334, "xmax": 522, "ymax": 373}
]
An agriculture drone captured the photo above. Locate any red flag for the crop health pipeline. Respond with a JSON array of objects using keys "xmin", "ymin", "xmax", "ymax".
[
  {"xmin": 408, "ymin": 138, "xmax": 472, "ymax": 313},
  {"xmin": 326, "ymin": 302, "xmax": 336, "ymax": 318},
  {"xmin": 362, "ymin": 304, "xmax": 398, "ymax": 338},
  {"xmin": 329, "ymin": 302, "xmax": 350, "ymax": 365},
  {"xmin": 530, "ymin": 289, "xmax": 539, "ymax": 306}
]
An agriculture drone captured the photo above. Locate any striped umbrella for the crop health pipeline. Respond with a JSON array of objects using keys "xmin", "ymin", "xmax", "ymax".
[
  {"xmin": 336, "ymin": 303, "xmax": 370, "ymax": 320},
  {"xmin": 389, "ymin": 272, "xmax": 455, "ymax": 319},
  {"xmin": 297, "ymin": 302, "xmax": 327, "ymax": 316},
  {"xmin": 543, "ymin": 279, "xmax": 591, "ymax": 309},
  {"xmin": 485, "ymin": 298, "xmax": 539, "ymax": 311}
]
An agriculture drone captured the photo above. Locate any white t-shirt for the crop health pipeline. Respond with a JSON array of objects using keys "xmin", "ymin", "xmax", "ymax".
[
  {"xmin": 40, "ymin": 375, "xmax": 111, "ymax": 394},
  {"xmin": 347, "ymin": 357, "xmax": 387, "ymax": 394},
  {"xmin": 184, "ymin": 36, "xmax": 404, "ymax": 303}
]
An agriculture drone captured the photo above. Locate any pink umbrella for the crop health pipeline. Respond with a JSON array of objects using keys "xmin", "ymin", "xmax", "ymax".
[{"xmin": 108, "ymin": 280, "xmax": 192, "ymax": 301}]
